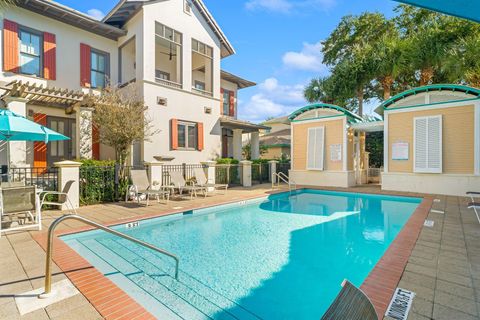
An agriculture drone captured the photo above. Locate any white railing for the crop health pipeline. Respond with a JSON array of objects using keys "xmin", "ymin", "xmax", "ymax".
[
  {"xmin": 272, "ymin": 172, "xmax": 297, "ymax": 191},
  {"xmin": 192, "ymin": 87, "xmax": 213, "ymax": 97},
  {"xmin": 155, "ymin": 78, "xmax": 182, "ymax": 89}
]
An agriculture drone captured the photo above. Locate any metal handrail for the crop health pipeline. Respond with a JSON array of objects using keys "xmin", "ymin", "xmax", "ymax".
[
  {"xmin": 272, "ymin": 172, "xmax": 297, "ymax": 191},
  {"xmin": 40, "ymin": 215, "xmax": 179, "ymax": 298}
]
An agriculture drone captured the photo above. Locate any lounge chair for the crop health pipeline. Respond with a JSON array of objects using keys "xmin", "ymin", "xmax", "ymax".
[
  {"xmin": 168, "ymin": 171, "xmax": 205, "ymax": 199},
  {"xmin": 321, "ymin": 279, "xmax": 378, "ymax": 320},
  {"xmin": 40, "ymin": 180, "xmax": 77, "ymax": 214},
  {"xmin": 0, "ymin": 186, "xmax": 40, "ymax": 236},
  {"xmin": 467, "ymin": 191, "xmax": 480, "ymax": 223},
  {"xmin": 193, "ymin": 168, "xmax": 228, "ymax": 195},
  {"xmin": 127, "ymin": 170, "xmax": 170, "ymax": 206}
]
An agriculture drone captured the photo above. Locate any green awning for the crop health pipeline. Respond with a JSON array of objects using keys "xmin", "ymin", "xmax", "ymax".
[{"xmin": 393, "ymin": 0, "xmax": 480, "ymax": 23}]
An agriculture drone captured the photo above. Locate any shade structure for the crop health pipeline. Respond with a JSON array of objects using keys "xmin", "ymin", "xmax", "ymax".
[
  {"xmin": 393, "ymin": 0, "xmax": 480, "ymax": 23},
  {"xmin": 0, "ymin": 109, "xmax": 69, "ymax": 175}
]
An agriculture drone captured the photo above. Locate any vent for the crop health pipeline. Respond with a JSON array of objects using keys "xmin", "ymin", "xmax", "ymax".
[
  {"xmin": 184, "ymin": 0, "xmax": 192, "ymax": 14},
  {"xmin": 157, "ymin": 97, "xmax": 168, "ymax": 106},
  {"xmin": 386, "ymin": 288, "xmax": 415, "ymax": 320},
  {"xmin": 204, "ymin": 107, "xmax": 212, "ymax": 114}
]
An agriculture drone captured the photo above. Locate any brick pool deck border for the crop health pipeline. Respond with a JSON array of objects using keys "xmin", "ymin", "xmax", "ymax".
[{"xmin": 32, "ymin": 188, "xmax": 433, "ymax": 319}]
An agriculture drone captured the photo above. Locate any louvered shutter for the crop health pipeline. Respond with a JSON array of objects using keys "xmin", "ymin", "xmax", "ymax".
[
  {"xmin": 307, "ymin": 126, "xmax": 325, "ymax": 170},
  {"xmin": 43, "ymin": 32, "xmax": 56, "ymax": 80},
  {"xmin": 171, "ymin": 119, "xmax": 178, "ymax": 150},
  {"xmin": 80, "ymin": 43, "xmax": 91, "ymax": 87},
  {"xmin": 3, "ymin": 19, "xmax": 19, "ymax": 73},
  {"xmin": 414, "ymin": 115, "xmax": 442, "ymax": 173},
  {"xmin": 220, "ymin": 88, "xmax": 224, "ymax": 115},
  {"xmin": 33, "ymin": 113, "xmax": 47, "ymax": 169},
  {"xmin": 197, "ymin": 122, "xmax": 204, "ymax": 151},
  {"xmin": 229, "ymin": 91, "xmax": 235, "ymax": 117}
]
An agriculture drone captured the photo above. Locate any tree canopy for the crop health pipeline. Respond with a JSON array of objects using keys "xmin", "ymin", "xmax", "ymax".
[{"xmin": 305, "ymin": 4, "xmax": 480, "ymax": 116}]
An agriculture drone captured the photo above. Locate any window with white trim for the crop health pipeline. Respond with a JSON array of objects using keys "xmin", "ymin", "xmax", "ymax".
[
  {"xmin": 307, "ymin": 126, "xmax": 325, "ymax": 170},
  {"xmin": 19, "ymin": 29, "xmax": 42, "ymax": 77},
  {"xmin": 178, "ymin": 121, "xmax": 198, "ymax": 149},
  {"xmin": 414, "ymin": 115, "xmax": 442, "ymax": 173}
]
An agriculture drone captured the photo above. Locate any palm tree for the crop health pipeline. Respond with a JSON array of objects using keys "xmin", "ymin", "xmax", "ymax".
[{"xmin": 444, "ymin": 36, "xmax": 480, "ymax": 88}]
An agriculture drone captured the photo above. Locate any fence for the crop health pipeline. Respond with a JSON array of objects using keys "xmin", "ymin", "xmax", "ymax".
[
  {"xmin": 252, "ymin": 162, "xmax": 270, "ymax": 184},
  {"xmin": 276, "ymin": 163, "xmax": 291, "ymax": 178},
  {"xmin": 367, "ymin": 167, "xmax": 383, "ymax": 184},
  {"xmin": 215, "ymin": 164, "xmax": 241, "ymax": 186},
  {"xmin": 162, "ymin": 163, "xmax": 206, "ymax": 186},
  {"xmin": 8, "ymin": 167, "xmax": 58, "ymax": 191}
]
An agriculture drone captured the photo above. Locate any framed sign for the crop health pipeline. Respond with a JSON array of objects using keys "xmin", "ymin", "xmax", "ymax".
[
  {"xmin": 392, "ymin": 142, "xmax": 409, "ymax": 160},
  {"xmin": 330, "ymin": 144, "xmax": 342, "ymax": 162}
]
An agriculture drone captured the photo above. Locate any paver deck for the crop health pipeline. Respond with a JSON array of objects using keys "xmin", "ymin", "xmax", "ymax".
[{"xmin": 0, "ymin": 184, "xmax": 478, "ymax": 319}]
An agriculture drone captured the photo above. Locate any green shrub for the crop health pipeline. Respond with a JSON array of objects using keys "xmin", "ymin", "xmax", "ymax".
[{"xmin": 216, "ymin": 158, "xmax": 239, "ymax": 165}]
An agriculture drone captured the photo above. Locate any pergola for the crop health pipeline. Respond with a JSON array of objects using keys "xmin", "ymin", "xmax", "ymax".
[{"xmin": 393, "ymin": 0, "xmax": 480, "ymax": 23}]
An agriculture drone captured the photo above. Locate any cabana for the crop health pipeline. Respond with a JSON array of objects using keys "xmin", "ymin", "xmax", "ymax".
[
  {"xmin": 288, "ymin": 103, "xmax": 371, "ymax": 188},
  {"xmin": 376, "ymin": 84, "xmax": 480, "ymax": 196}
]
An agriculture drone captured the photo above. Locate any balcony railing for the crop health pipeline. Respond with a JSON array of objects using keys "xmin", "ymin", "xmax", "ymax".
[
  {"xmin": 155, "ymin": 78, "xmax": 182, "ymax": 89},
  {"xmin": 192, "ymin": 87, "xmax": 213, "ymax": 97}
]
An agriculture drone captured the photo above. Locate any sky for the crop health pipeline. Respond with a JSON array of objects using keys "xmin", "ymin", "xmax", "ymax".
[{"xmin": 59, "ymin": 0, "xmax": 399, "ymax": 122}]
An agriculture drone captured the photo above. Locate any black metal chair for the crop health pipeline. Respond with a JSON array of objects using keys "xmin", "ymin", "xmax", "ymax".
[{"xmin": 321, "ymin": 280, "xmax": 378, "ymax": 320}]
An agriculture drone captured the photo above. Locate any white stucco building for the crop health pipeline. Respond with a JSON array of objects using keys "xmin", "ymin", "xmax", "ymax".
[{"xmin": 0, "ymin": 0, "xmax": 264, "ymax": 168}]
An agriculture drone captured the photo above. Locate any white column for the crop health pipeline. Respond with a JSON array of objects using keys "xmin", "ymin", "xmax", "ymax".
[
  {"xmin": 54, "ymin": 160, "xmax": 81, "ymax": 210},
  {"xmin": 240, "ymin": 160, "xmax": 252, "ymax": 187},
  {"xmin": 145, "ymin": 162, "xmax": 163, "ymax": 189},
  {"xmin": 78, "ymin": 107, "xmax": 93, "ymax": 159},
  {"xmin": 232, "ymin": 129, "xmax": 243, "ymax": 161},
  {"xmin": 250, "ymin": 131, "xmax": 260, "ymax": 160},
  {"xmin": 269, "ymin": 160, "xmax": 278, "ymax": 183},
  {"xmin": 4, "ymin": 97, "xmax": 28, "ymax": 168}
]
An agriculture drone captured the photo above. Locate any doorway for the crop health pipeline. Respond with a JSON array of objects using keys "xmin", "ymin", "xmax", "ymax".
[{"xmin": 47, "ymin": 116, "xmax": 76, "ymax": 164}]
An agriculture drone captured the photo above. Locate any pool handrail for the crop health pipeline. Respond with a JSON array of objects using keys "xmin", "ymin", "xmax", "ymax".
[
  {"xmin": 39, "ymin": 214, "xmax": 180, "ymax": 298},
  {"xmin": 272, "ymin": 172, "xmax": 297, "ymax": 191}
]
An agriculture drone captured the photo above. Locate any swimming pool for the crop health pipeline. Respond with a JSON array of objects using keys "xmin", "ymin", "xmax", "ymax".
[{"xmin": 62, "ymin": 189, "xmax": 421, "ymax": 319}]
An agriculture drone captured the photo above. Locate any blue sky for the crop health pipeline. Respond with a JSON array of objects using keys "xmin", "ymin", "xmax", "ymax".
[{"xmin": 60, "ymin": 0, "xmax": 399, "ymax": 122}]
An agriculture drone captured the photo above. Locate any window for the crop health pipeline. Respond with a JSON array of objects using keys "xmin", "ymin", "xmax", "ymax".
[
  {"xmin": 194, "ymin": 81, "xmax": 205, "ymax": 91},
  {"xmin": 156, "ymin": 70, "xmax": 170, "ymax": 81},
  {"xmin": 414, "ymin": 115, "xmax": 442, "ymax": 173},
  {"xmin": 222, "ymin": 89, "xmax": 234, "ymax": 116},
  {"xmin": 91, "ymin": 50, "xmax": 109, "ymax": 88},
  {"xmin": 307, "ymin": 126, "xmax": 325, "ymax": 170},
  {"xmin": 192, "ymin": 39, "xmax": 213, "ymax": 94},
  {"xmin": 155, "ymin": 22, "xmax": 182, "ymax": 85},
  {"xmin": 178, "ymin": 121, "xmax": 198, "ymax": 149},
  {"xmin": 19, "ymin": 29, "xmax": 42, "ymax": 76}
]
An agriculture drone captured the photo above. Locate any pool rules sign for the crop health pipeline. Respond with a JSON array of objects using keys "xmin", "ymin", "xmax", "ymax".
[{"xmin": 330, "ymin": 144, "xmax": 342, "ymax": 162}]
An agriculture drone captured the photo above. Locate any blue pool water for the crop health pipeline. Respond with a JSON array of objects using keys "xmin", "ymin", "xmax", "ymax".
[{"xmin": 62, "ymin": 189, "xmax": 421, "ymax": 319}]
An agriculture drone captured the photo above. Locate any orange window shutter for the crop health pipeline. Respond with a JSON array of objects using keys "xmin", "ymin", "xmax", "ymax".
[
  {"xmin": 229, "ymin": 91, "xmax": 235, "ymax": 117},
  {"xmin": 80, "ymin": 43, "xmax": 91, "ymax": 87},
  {"xmin": 197, "ymin": 122, "xmax": 204, "ymax": 151},
  {"xmin": 92, "ymin": 125, "xmax": 100, "ymax": 160},
  {"xmin": 220, "ymin": 88, "xmax": 224, "ymax": 115},
  {"xmin": 43, "ymin": 32, "xmax": 56, "ymax": 80},
  {"xmin": 3, "ymin": 19, "xmax": 19, "ymax": 73},
  {"xmin": 171, "ymin": 119, "xmax": 178, "ymax": 150},
  {"xmin": 33, "ymin": 113, "xmax": 47, "ymax": 168}
]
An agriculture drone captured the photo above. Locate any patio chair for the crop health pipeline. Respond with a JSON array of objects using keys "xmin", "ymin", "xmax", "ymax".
[
  {"xmin": 127, "ymin": 170, "xmax": 170, "ymax": 206},
  {"xmin": 40, "ymin": 180, "xmax": 77, "ymax": 215},
  {"xmin": 168, "ymin": 171, "xmax": 205, "ymax": 199},
  {"xmin": 467, "ymin": 191, "xmax": 480, "ymax": 224},
  {"xmin": 321, "ymin": 279, "xmax": 378, "ymax": 320},
  {"xmin": 0, "ymin": 186, "xmax": 40, "ymax": 236},
  {"xmin": 193, "ymin": 167, "xmax": 228, "ymax": 195}
]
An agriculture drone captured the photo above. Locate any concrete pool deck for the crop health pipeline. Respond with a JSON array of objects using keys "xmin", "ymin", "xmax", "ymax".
[{"xmin": 0, "ymin": 184, "xmax": 478, "ymax": 319}]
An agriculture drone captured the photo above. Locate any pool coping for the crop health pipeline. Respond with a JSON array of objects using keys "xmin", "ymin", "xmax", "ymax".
[{"xmin": 33, "ymin": 187, "xmax": 433, "ymax": 319}]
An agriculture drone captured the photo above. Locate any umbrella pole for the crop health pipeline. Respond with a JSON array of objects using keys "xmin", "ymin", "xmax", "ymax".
[{"xmin": 6, "ymin": 140, "xmax": 10, "ymax": 182}]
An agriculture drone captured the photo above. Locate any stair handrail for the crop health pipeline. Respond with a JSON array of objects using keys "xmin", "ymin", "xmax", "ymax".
[
  {"xmin": 272, "ymin": 172, "xmax": 297, "ymax": 191},
  {"xmin": 40, "ymin": 214, "xmax": 179, "ymax": 298}
]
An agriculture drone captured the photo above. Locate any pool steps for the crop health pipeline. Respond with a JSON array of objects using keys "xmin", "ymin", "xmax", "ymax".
[{"xmin": 72, "ymin": 237, "xmax": 260, "ymax": 320}]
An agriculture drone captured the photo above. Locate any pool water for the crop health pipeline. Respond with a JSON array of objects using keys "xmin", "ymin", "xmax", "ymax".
[{"xmin": 62, "ymin": 189, "xmax": 421, "ymax": 319}]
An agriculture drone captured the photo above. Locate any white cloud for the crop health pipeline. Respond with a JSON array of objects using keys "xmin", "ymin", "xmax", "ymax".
[
  {"xmin": 282, "ymin": 42, "xmax": 327, "ymax": 73},
  {"xmin": 245, "ymin": 0, "xmax": 336, "ymax": 13},
  {"xmin": 87, "ymin": 8, "xmax": 105, "ymax": 21},
  {"xmin": 238, "ymin": 77, "xmax": 307, "ymax": 122}
]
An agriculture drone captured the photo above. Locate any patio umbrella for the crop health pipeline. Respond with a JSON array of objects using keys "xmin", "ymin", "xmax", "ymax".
[
  {"xmin": 392, "ymin": 0, "xmax": 480, "ymax": 23},
  {"xmin": 0, "ymin": 109, "xmax": 69, "ymax": 174}
]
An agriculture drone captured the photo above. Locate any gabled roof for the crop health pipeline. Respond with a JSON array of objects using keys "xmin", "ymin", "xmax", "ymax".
[
  {"xmin": 104, "ymin": 0, "xmax": 235, "ymax": 58},
  {"xmin": 16, "ymin": 0, "xmax": 126, "ymax": 40},
  {"xmin": 288, "ymin": 103, "xmax": 363, "ymax": 123},
  {"xmin": 221, "ymin": 70, "xmax": 256, "ymax": 89},
  {"xmin": 375, "ymin": 84, "xmax": 480, "ymax": 115}
]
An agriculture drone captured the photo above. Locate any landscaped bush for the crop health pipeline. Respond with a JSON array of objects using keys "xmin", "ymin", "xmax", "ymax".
[{"xmin": 216, "ymin": 158, "xmax": 239, "ymax": 165}]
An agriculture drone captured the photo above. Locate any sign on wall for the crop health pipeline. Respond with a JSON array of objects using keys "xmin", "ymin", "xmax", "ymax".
[
  {"xmin": 392, "ymin": 142, "xmax": 409, "ymax": 160},
  {"xmin": 330, "ymin": 144, "xmax": 342, "ymax": 162}
]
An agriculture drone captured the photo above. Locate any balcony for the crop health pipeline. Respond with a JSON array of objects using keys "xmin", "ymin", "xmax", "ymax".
[
  {"xmin": 191, "ymin": 87, "xmax": 213, "ymax": 97},
  {"xmin": 155, "ymin": 78, "xmax": 182, "ymax": 90}
]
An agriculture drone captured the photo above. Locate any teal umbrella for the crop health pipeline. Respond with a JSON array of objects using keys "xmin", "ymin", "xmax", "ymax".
[
  {"xmin": 0, "ymin": 109, "xmax": 70, "ymax": 174},
  {"xmin": 393, "ymin": 0, "xmax": 480, "ymax": 23}
]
